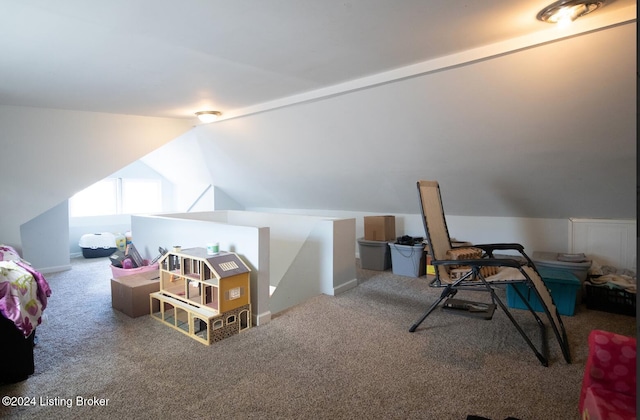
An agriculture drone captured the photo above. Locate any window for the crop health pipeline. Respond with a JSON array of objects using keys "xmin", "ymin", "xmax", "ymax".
[
  {"xmin": 69, "ymin": 178, "xmax": 162, "ymax": 217},
  {"xmin": 69, "ymin": 179, "xmax": 117, "ymax": 217},
  {"xmin": 121, "ymin": 179, "xmax": 161, "ymax": 214}
]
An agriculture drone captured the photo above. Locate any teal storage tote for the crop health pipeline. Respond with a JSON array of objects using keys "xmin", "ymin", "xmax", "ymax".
[{"xmin": 506, "ymin": 267, "xmax": 580, "ymax": 316}]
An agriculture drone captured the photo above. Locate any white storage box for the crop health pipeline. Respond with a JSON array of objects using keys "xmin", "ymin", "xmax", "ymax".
[{"xmin": 79, "ymin": 232, "xmax": 118, "ymax": 258}]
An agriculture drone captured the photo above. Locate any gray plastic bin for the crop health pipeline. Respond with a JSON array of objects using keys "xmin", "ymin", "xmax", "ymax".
[
  {"xmin": 533, "ymin": 251, "xmax": 592, "ymax": 301},
  {"xmin": 358, "ymin": 238, "xmax": 391, "ymax": 271},
  {"xmin": 532, "ymin": 252, "xmax": 591, "ymax": 282},
  {"xmin": 389, "ymin": 243, "xmax": 426, "ymax": 277}
]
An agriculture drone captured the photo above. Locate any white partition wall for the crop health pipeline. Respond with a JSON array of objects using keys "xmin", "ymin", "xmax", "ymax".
[
  {"xmin": 268, "ymin": 217, "xmax": 357, "ymax": 315},
  {"xmin": 221, "ymin": 211, "xmax": 357, "ymax": 315},
  {"xmin": 131, "ymin": 211, "xmax": 357, "ymax": 323}
]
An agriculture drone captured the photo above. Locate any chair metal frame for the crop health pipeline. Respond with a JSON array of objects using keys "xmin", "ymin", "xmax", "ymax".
[{"xmin": 409, "ymin": 180, "xmax": 571, "ymax": 366}]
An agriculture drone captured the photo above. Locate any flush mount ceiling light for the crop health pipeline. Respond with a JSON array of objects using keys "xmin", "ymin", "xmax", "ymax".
[
  {"xmin": 537, "ymin": 0, "xmax": 606, "ymax": 25},
  {"xmin": 195, "ymin": 111, "xmax": 222, "ymax": 123}
]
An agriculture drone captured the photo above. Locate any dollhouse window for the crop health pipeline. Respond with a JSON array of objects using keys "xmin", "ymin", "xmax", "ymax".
[
  {"xmin": 227, "ymin": 315, "xmax": 236, "ymax": 324},
  {"xmin": 213, "ymin": 320, "xmax": 223, "ymax": 330},
  {"xmin": 228, "ymin": 287, "xmax": 242, "ymax": 300}
]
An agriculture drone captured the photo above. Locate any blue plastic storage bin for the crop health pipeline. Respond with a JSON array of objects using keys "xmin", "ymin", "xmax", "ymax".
[
  {"xmin": 389, "ymin": 242, "xmax": 426, "ymax": 277},
  {"xmin": 506, "ymin": 267, "xmax": 581, "ymax": 316}
]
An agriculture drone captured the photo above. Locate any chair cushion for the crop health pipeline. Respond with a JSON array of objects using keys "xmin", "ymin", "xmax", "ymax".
[{"xmin": 445, "ymin": 247, "xmax": 499, "ymax": 280}]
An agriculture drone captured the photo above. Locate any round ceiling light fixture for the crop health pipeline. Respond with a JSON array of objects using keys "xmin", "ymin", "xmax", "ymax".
[
  {"xmin": 537, "ymin": 0, "xmax": 606, "ymax": 25},
  {"xmin": 195, "ymin": 111, "xmax": 222, "ymax": 123}
]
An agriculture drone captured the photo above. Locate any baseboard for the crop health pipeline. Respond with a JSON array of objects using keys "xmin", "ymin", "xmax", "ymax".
[
  {"xmin": 36, "ymin": 264, "xmax": 72, "ymax": 275},
  {"xmin": 333, "ymin": 278, "xmax": 358, "ymax": 296},
  {"xmin": 254, "ymin": 310, "xmax": 272, "ymax": 326}
]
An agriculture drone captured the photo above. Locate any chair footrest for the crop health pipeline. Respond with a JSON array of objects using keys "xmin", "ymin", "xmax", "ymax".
[{"xmin": 442, "ymin": 298, "xmax": 496, "ymax": 320}]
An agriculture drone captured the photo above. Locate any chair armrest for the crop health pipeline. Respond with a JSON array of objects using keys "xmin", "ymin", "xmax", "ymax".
[
  {"xmin": 473, "ymin": 243, "xmax": 525, "ymax": 253},
  {"xmin": 473, "ymin": 243, "xmax": 530, "ymax": 261}
]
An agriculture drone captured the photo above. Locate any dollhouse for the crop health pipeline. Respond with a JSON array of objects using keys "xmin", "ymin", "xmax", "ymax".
[{"xmin": 150, "ymin": 247, "xmax": 251, "ymax": 345}]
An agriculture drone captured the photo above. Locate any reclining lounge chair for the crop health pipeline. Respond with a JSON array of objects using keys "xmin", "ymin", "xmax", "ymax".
[{"xmin": 409, "ymin": 180, "xmax": 571, "ymax": 366}]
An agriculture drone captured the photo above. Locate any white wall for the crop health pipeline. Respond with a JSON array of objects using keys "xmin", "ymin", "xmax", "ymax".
[
  {"xmin": 570, "ymin": 218, "xmax": 637, "ymax": 270},
  {"xmin": 220, "ymin": 211, "xmax": 357, "ymax": 314},
  {"xmin": 20, "ymin": 201, "xmax": 71, "ymax": 274},
  {"xmin": 250, "ymin": 207, "xmax": 569, "ymax": 257},
  {"xmin": 0, "ymin": 105, "xmax": 193, "ymax": 252},
  {"xmin": 197, "ymin": 23, "xmax": 636, "ymax": 222},
  {"xmin": 139, "ymin": 129, "xmax": 214, "ymax": 213}
]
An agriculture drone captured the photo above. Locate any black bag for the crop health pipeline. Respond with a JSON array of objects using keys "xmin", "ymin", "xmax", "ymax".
[{"xmin": 396, "ymin": 235, "xmax": 424, "ymax": 246}]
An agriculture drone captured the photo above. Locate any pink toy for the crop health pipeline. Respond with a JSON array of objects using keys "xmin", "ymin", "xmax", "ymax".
[{"xmin": 579, "ymin": 329, "xmax": 636, "ymax": 420}]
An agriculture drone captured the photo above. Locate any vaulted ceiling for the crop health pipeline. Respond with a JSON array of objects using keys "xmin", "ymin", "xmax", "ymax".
[
  {"xmin": 1, "ymin": 1, "xmax": 635, "ymax": 120},
  {"xmin": 0, "ymin": 1, "xmax": 636, "ymax": 231}
]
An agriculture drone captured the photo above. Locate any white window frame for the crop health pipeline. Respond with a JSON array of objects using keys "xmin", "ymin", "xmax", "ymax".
[{"xmin": 69, "ymin": 177, "xmax": 162, "ymax": 217}]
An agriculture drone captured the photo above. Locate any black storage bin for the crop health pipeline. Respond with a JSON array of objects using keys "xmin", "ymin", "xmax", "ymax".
[
  {"xmin": 0, "ymin": 314, "xmax": 35, "ymax": 384},
  {"xmin": 585, "ymin": 283, "xmax": 636, "ymax": 317}
]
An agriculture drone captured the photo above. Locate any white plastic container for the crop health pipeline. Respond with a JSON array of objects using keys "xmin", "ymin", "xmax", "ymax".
[{"xmin": 79, "ymin": 232, "xmax": 118, "ymax": 258}]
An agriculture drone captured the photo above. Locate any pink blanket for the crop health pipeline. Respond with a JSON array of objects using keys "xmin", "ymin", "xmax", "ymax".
[{"xmin": 0, "ymin": 246, "xmax": 51, "ymax": 337}]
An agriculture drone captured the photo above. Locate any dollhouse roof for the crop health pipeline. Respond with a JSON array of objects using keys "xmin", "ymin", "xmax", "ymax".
[{"xmin": 205, "ymin": 252, "xmax": 250, "ymax": 278}]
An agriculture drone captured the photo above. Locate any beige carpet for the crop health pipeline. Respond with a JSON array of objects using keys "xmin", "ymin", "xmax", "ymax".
[{"xmin": 0, "ymin": 257, "xmax": 636, "ymax": 420}]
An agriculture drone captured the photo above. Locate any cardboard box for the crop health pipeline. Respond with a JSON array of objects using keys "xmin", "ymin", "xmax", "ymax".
[
  {"xmin": 111, "ymin": 271, "xmax": 160, "ymax": 318},
  {"xmin": 364, "ymin": 216, "xmax": 396, "ymax": 241}
]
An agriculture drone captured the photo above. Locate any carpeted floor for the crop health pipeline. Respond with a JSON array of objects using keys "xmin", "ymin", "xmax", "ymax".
[{"xmin": 0, "ymin": 257, "xmax": 636, "ymax": 419}]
